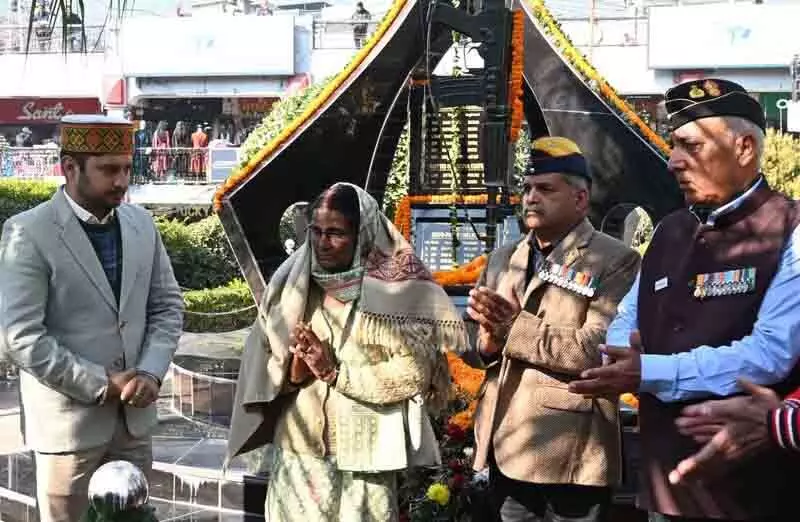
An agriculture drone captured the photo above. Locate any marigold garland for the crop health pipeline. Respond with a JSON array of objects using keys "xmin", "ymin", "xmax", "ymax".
[
  {"xmin": 393, "ymin": 193, "xmax": 521, "ymax": 241},
  {"xmin": 394, "ymin": 193, "xmax": 520, "ymax": 287},
  {"xmin": 446, "ymin": 351, "xmax": 484, "ymax": 433},
  {"xmin": 446, "ymin": 351, "xmax": 485, "ymax": 398},
  {"xmin": 214, "ymin": 0, "xmax": 670, "ymax": 213},
  {"xmin": 508, "ymin": 9, "xmax": 525, "ymax": 142},
  {"xmin": 620, "ymin": 392, "xmax": 639, "ymax": 409},
  {"xmin": 212, "ymin": 0, "xmax": 410, "ymax": 212},
  {"xmin": 525, "ymin": 0, "xmax": 671, "ymax": 158},
  {"xmin": 432, "ymin": 255, "xmax": 487, "ymax": 287},
  {"xmin": 449, "ymin": 400, "xmax": 479, "ymax": 431}
]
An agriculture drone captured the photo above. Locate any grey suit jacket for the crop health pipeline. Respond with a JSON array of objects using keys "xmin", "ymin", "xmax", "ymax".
[{"xmin": 0, "ymin": 187, "xmax": 183, "ymax": 453}]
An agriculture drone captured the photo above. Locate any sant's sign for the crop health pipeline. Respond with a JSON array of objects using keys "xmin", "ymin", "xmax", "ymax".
[{"xmin": 0, "ymin": 98, "xmax": 102, "ymax": 125}]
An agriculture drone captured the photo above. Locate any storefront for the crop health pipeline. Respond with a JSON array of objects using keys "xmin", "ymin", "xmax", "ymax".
[
  {"xmin": 129, "ymin": 96, "xmax": 279, "ymax": 146},
  {"xmin": 0, "ymin": 97, "xmax": 102, "ymax": 145},
  {"xmin": 118, "ymin": 14, "xmax": 297, "ymax": 146}
]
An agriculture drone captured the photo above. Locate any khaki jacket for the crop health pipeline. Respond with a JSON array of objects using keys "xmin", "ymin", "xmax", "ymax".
[{"xmin": 465, "ymin": 219, "xmax": 639, "ymax": 486}]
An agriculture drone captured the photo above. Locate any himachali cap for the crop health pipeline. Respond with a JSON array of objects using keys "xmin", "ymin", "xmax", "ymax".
[
  {"xmin": 60, "ymin": 114, "xmax": 135, "ymax": 155},
  {"xmin": 526, "ymin": 136, "xmax": 591, "ymax": 183},
  {"xmin": 664, "ymin": 78, "xmax": 766, "ymax": 132}
]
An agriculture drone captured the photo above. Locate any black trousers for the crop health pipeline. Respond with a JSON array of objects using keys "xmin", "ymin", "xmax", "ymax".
[
  {"xmin": 649, "ymin": 514, "xmax": 781, "ymax": 522},
  {"xmin": 489, "ymin": 462, "xmax": 611, "ymax": 522},
  {"xmin": 649, "ymin": 515, "xmax": 722, "ymax": 522}
]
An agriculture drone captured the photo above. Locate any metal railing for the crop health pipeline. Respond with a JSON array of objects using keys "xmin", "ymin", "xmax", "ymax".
[
  {"xmin": 312, "ymin": 19, "xmax": 382, "ymax": 50},
  {"xmin": 133, "ymin": 147, "xmax": 212, "ymax": 184},
  {"xmin": 0, "ymin": 24, "xmax": 107, "ymax": 54},
  {"xmin": 0, "ymin": 147, "xmax": 220, "ymax": 184},
  {"xmin": 0, "ymin": 147, "xmax": 60, "ymax": 178}
]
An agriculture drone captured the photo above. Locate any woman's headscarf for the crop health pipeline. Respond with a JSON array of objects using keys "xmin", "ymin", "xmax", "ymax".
[{"xmin": 226, "ymin": 183, "xmax": 468, "ymax": 463}]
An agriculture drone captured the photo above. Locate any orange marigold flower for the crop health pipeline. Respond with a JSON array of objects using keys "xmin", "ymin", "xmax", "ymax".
[{"xmin": 446, "ymin": 352, "xmax": 485, "ymax": 398}]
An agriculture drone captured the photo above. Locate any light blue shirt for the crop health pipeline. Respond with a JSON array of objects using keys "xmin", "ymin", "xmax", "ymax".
[{"xmin": 606, "ymin": 178, "xmax": 800, "ymax": 402}]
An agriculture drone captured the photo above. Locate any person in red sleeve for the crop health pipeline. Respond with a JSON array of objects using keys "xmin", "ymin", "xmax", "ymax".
[{"xmin": 668, "ymin": 378, "xmax": 800, "ymax": 485}]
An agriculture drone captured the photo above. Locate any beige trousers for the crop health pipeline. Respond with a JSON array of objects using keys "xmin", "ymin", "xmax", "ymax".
[{"xmin": 34, "ymin": 417, "xmax": 152, "ymax": 522}]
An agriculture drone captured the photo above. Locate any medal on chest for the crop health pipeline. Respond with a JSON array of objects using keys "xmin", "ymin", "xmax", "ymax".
[
  {"xmin": 692, "ymin": 267, "xmax": 756, "ymax": 299},
  {"xmin": 539, "ymin": 261, "xmax": 598, "ymax": 297}
]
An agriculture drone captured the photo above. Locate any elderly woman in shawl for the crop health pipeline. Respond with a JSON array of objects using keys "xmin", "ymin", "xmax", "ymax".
[{"xmin": 226, "ymin": 183, "xmax": 468, "ymax": 521}]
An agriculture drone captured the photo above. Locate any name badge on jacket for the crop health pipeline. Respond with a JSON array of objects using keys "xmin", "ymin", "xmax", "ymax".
[
  {"xmin": 539, "ymin": 261, "xmax": 598, "ymax": 297},
  {"xmin": 692, "ymin": 267, "xmax": 756, "ymax": 299}
]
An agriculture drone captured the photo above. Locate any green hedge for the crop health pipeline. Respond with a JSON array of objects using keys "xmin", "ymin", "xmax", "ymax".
[
  {"xmin": 0, "ymin": 179, "xmax": 58, "ymax": 228},
  {"xmin": 0, "ymin": 180, "xmax": 239, "ymax": 290},
  {"xmin": 156, "ymin": 215, "xmax": 239, "ymax": 290},
  {"xmin": 183, "ymin": 279, "xmax": 256, "ymax": 333}
]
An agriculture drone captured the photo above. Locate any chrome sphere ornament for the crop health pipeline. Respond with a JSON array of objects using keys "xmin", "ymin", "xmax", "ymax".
[{"xmin": 88, "ymin": 461, "xmax": 149, "ymax": 514}]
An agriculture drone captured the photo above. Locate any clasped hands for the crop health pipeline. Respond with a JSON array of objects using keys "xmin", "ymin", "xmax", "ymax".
[
  {"xmin": 106, "ymin": 369, "xmax": 160, "ymax": 408},
  {"xmin": 289, "ymin": 322, "xmax": 338, "ymax": 385},
  {"xmin": 466, "ymin": 286, "xmax": 520, "ymax": 356}
]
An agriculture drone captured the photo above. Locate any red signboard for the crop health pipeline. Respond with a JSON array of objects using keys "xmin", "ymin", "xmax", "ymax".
[
  {"xmin": 0, "ymin": 98, "xmax": 102, "ymax": 125},
  {"xmin": 237, "ymin": 98, "xmax": 278, "ymax": 116}
]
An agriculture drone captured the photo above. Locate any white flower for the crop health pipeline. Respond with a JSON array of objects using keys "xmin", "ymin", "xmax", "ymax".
[{"xmin": 462, "ymin": 447, "xmax": 474, "ymax": 459}]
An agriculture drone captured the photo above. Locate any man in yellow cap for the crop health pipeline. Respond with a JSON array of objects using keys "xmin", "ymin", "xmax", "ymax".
[
  {"xmin": 462, "ymin": 136, "xmax": 639, "ymax": 522},
  {"xmin": 0, "ymin": 114, "xmax": 183, "ymax": 522}
]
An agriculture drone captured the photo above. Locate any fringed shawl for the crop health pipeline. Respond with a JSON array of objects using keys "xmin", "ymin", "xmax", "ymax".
[{"xmin": 225, "ymin": 183, "xmax": 468, "ymax": 463}]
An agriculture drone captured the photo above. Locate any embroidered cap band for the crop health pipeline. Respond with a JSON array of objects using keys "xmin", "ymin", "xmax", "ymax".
[{"xmin": 60, "ymin": 114, "xmax": 135, "ymax": 155}]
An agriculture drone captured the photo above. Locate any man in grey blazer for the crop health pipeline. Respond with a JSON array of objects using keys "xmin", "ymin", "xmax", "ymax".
[{"xmin": 0, "ymin": 115, "xmax": 184, "ymax": 522}]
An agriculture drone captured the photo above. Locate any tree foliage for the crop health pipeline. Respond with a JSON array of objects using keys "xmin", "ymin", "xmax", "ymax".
[
  {"xmin": 762, "ymin": 129, "xmax": 800, "ymax": 199},
  {"xmin": 236, "ymin": 79, "xmax": 333, "ymax": 169}
]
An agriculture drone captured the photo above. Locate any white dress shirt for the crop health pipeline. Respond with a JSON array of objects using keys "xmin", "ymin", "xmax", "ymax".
[{"xmin": 62, "ymin": 189, "xmax": 114, "ymax": 225}]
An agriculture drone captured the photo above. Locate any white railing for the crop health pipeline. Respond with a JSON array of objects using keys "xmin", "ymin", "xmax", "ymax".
[{"xmin": 0, "ymin": 147, "xmax": 237, "ymax": 184}]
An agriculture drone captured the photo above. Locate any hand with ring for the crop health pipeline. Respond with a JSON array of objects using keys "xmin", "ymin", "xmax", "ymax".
[
  {"xmin": 289, "ymin": 323, "xmax": 313, "ymax": 384},
  {"xmin": 291, "ymin": 323, "xmax": 337, "ymax": 384},
  {"xmin": 120, "ymin": 373, "xmax": 160, "ymax": 408}
]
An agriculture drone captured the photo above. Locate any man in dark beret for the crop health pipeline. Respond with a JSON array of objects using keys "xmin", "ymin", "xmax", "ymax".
[
  {"xmin": 570, "ymin": 78, "xmax": 800, "ymax": 521},
  {"xmin": 463, "ymin": 137, "xmax": 639, "ymax": 522}
]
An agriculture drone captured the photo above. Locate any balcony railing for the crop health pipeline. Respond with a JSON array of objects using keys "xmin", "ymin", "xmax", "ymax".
[
  {"xmin": 312, "ymin": 19, "xmax": 382, "ymax": 50},
  {"xmin": 0, "ymin": 147, "xmax": 226, "ymax": 185},
  {"xmin": 0, "ymin": 147, "xmax": 60, "ymax": 178},
  {"xmin": 132, "ymin": 147, "xmax": 212, "ymax": 184},
  {"xmin": 0, "ymin": 24, "xmax": 107, "ymax": 54}
]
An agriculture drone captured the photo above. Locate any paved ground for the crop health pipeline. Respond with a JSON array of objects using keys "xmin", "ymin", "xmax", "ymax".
[{"xmin": 177, "ymin": 328, "xmax": 249, "ymax": 359}]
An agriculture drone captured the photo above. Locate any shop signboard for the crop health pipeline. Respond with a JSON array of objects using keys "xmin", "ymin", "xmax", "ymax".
[
  {"xmin": 209, "ymin": 147, "xmax": 241, "ymax": 183},
  {"xmin": 649, "ymin": 4, "xmax": 800, "ymax": 69},
  {"xmin": 119, "ymin": 16, "xmax": 295, "ymax": 77},
  {"xmin": 0, "ymin": 98, "xmax": 101, "ymax": 125}
]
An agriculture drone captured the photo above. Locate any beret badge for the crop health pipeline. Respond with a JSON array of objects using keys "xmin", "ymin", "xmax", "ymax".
[
  {"xmin": 703, "ymin": 79, "xmax": 721, "ymax": 97},
  {"xmin": 689, "ymin": 85, "xmax": 706, "ymax": 99}
]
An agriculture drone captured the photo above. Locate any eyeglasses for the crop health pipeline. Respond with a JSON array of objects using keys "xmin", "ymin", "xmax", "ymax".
[{"xmin": 307, "ymin": 225, "xmax": 352, "ymax": 241}]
